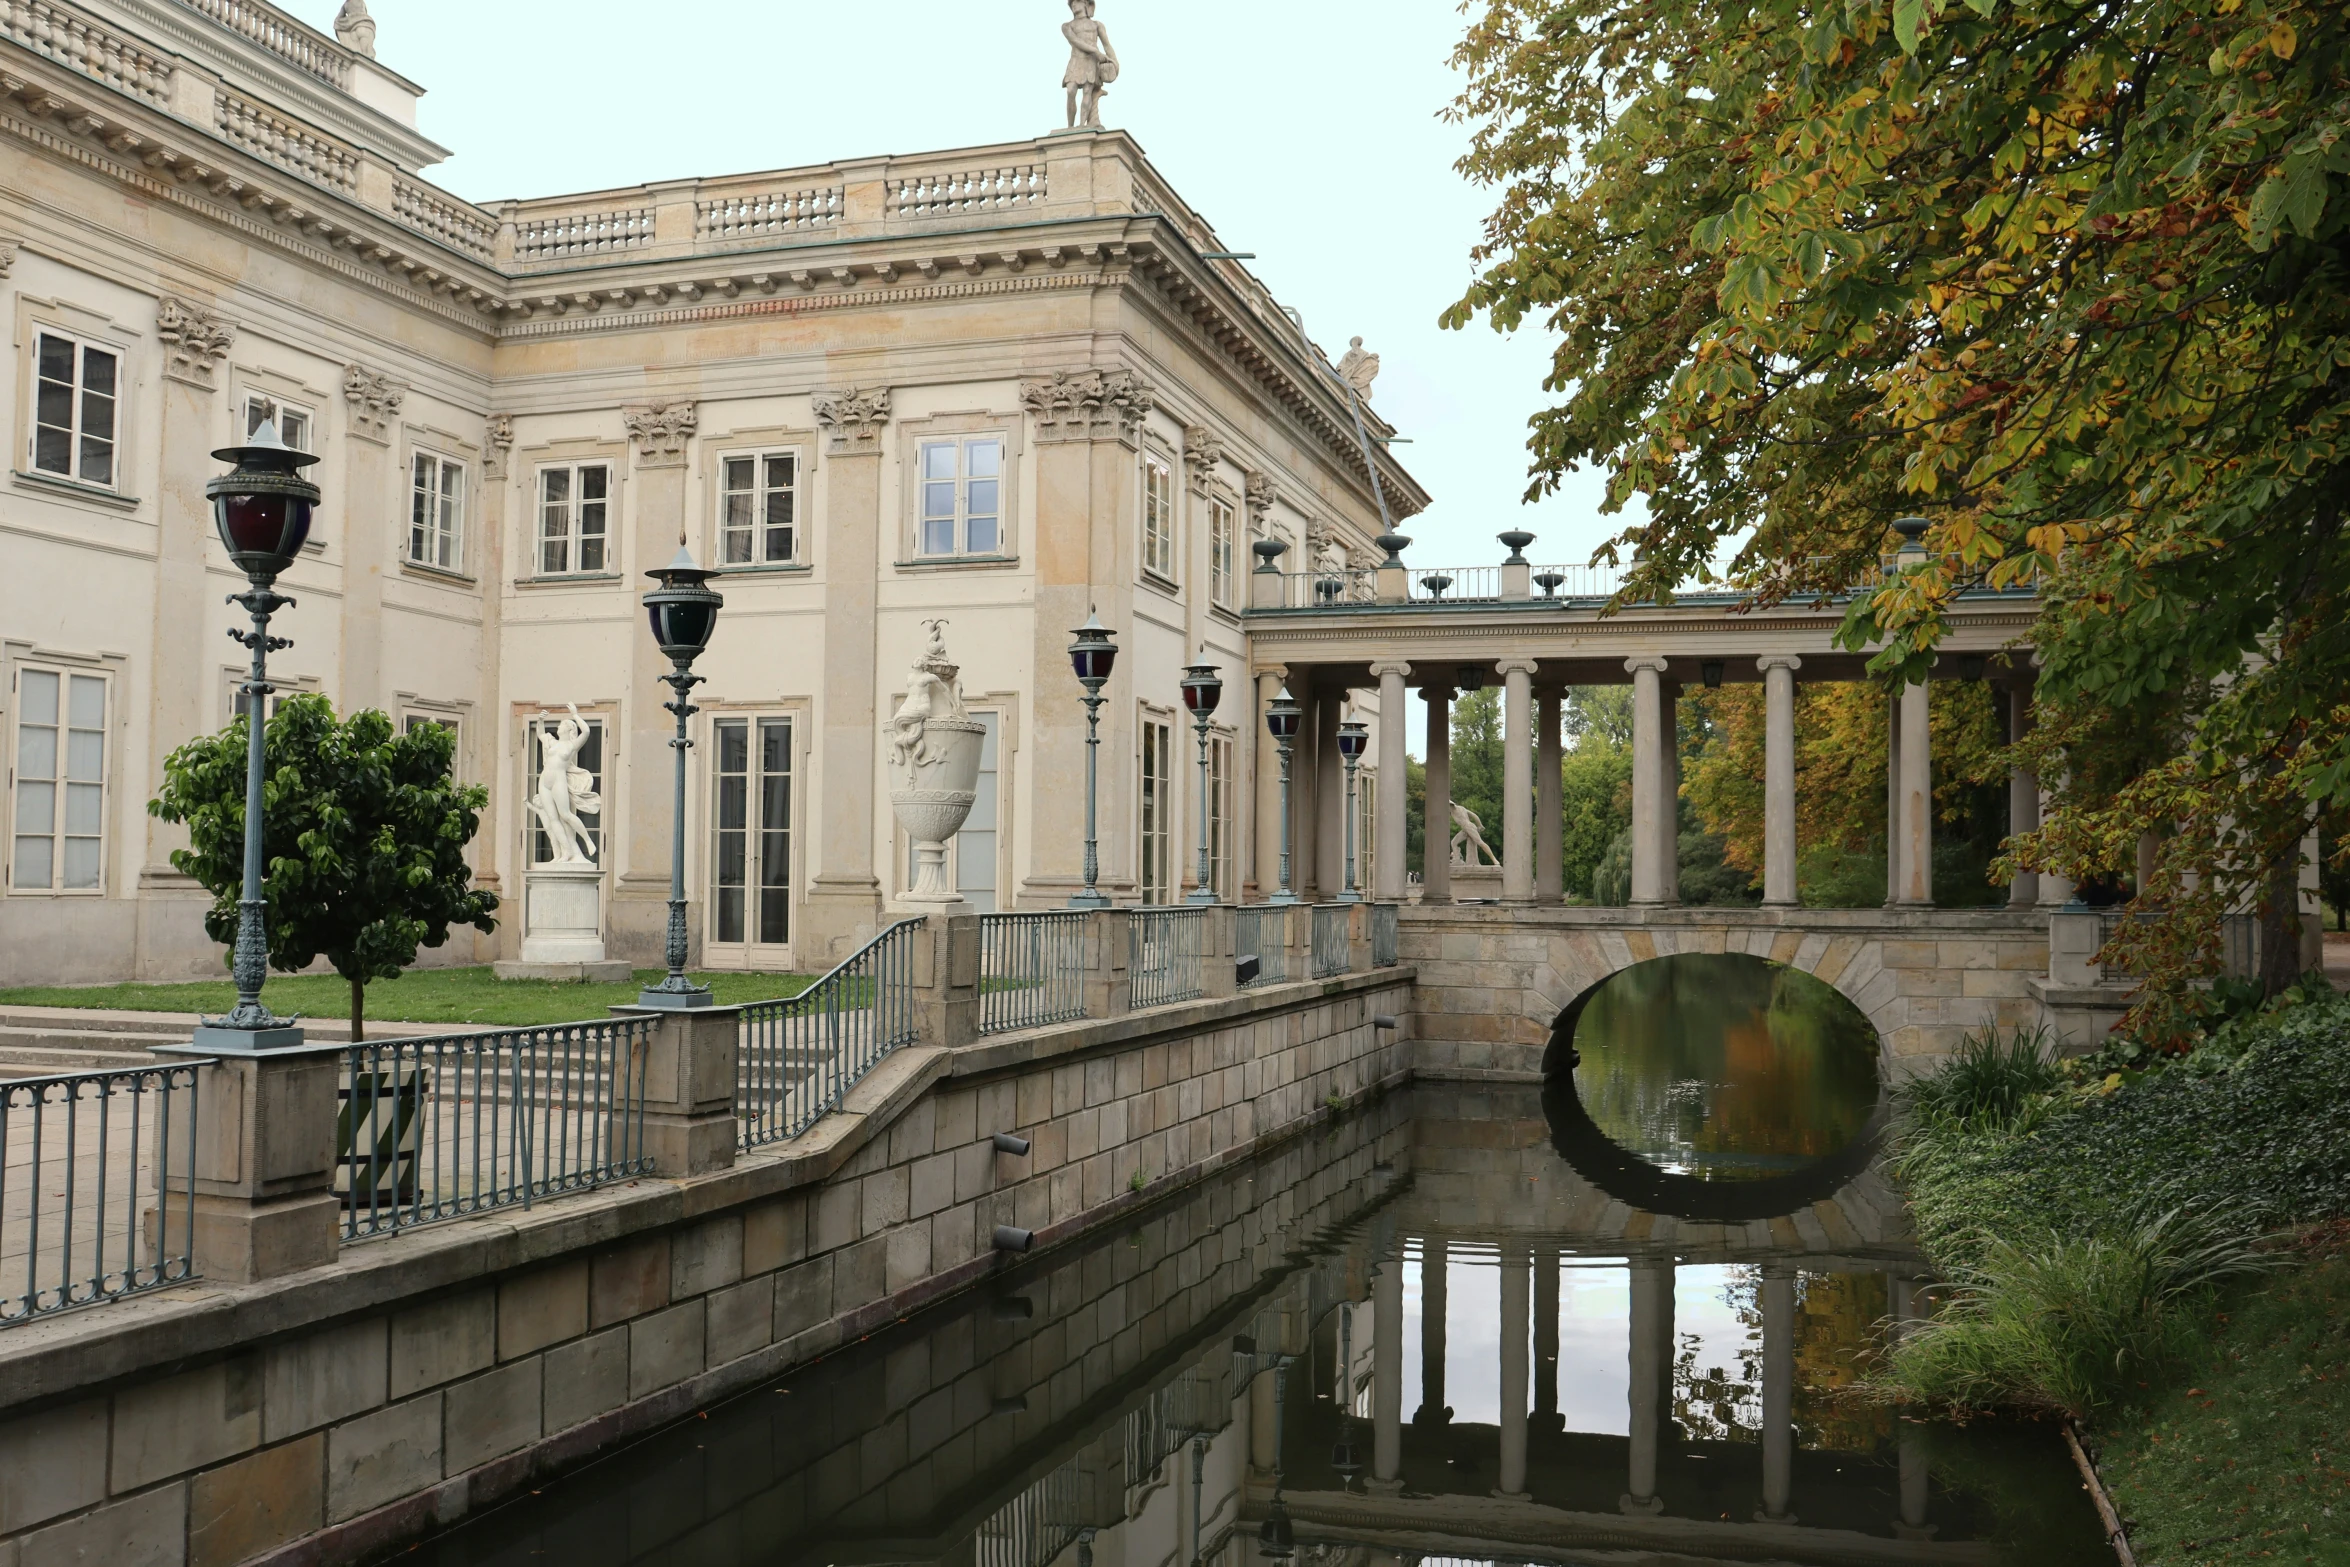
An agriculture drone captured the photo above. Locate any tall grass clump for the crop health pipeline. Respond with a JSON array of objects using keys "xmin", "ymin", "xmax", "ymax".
[
  {"xmin": 1903, "ymin": 1025, "xmax": 2063, "ymax": 1130},
  {"xmin": 1885, "ymin": 1209, "xmax": 2277, "ymax": 1416}
]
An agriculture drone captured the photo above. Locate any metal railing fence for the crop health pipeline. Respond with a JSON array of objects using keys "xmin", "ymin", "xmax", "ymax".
[
  {"xmin": 1371, "ymin": 903, "xmax": 1400, "ymax": 968},
  {"xmin": 1312, "ymin": 904, "xmax": 1352, "ymax": 978},
  {"xmin": 0, "ymin": 1060, "xmax": 205, "ymax": 1325},
  {"xmin": 980, "ymin": 911, "xmax": 1090, "ymax": 1034},
  {"xmin": 341, "ymin": 1020, "xmax": 654, "ymax": 1242},
  {"xmin": 739, "ymin": 918, "xmax": 925, "ymax": 1150},
  {"xmin": 1237, "ymin": 906, "xmax": 1287, "ymax": 986},
  {"xmin": 1130, "ymin": 906, "xmax": 1206, "ymax": 1009}
]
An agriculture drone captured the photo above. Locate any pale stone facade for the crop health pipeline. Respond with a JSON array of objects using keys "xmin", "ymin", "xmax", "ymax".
[{"xmin": 0, "ymin": 0, "xmax": 1425, "ymax": 984}]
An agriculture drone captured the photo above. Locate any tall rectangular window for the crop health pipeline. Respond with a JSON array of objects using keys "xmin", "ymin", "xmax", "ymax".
[
  {"xmin": 410, "ymin": 452, "xmax": 465, "ymax": 570},
  {"xmin": 1140, "ymin": 717, "xmax": 1173, "ymax": 905},
  {"xmin": 527, "ymin": 714, "xmax": 602, "ymax": 866},
  {"xmin": 1209, "ymin": 732, "xmax": 1235, "ymax": 901},
  {"xmin": 1209, "ymin": 497, "xmax": 1236, "ymax": 607},
  {"xmin": 1142, "ymin": 454, "xmax": 1176, "ymax": 581},
  {"xmin": 11, "ymin": 667, "xmax": 106, "ymax": 892},
  {"xmin": 537, "ymin": 464, "xmax": 611, "ymax": 576},
  {"xmin": 721, "ymin": 452, "xmax": 798, "ymax": 565},
  {"xmin": 917, "ymin": 438, "xmax": 1002, "ymax": 557},
  {"xmin": 711, "ymin": 716, "xmax": 792, "ymax": 949},
  {"xmin": 32, "ymin": 332, "xmax": 118, "ymax": 488},
  {"xmin": 244, "ymin": 394, "xmax": 311, "ymax": 452}
]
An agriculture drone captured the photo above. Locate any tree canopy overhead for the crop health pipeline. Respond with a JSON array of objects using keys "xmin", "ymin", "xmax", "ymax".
[{"xmin": 1447, "ymin": 0, "xmax": 2348, "ymax": 1018}]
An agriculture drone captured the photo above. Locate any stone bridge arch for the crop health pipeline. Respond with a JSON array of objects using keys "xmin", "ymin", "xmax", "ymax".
[{"xmin": 1401, "ymin": 905, "xmax": 2049, "ymax": 1081}]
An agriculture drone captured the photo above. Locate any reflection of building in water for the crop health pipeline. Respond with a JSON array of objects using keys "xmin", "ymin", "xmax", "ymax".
[{"xmin": 420, "ymin": 1083, "xmax": 2111, "ymax": 1567}]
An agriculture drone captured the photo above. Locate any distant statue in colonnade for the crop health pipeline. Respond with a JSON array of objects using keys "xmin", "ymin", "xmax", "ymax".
[{"xmin": 1451, "ymin": 801, "xmax": 1498, "ymax": 869}]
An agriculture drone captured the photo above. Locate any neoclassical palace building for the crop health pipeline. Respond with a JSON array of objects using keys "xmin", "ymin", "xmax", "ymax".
[{"xmin": 0, "ymin": 0, "xmax": 1425, "ymax": 984}]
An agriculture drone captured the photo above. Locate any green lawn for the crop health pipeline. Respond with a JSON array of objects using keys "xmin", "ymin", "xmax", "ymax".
[
  {"xmin": 2101, "ymin": 1247, "xmax": 2350, "ymax": 1566},
  {"xmin": 0, "ymin": 966, "xmax": 817, "ymax": 1029}
]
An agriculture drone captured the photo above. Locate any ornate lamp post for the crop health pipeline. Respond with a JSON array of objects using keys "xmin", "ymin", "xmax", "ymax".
[
  {"xmin": 1264, "ymin": 687, "xmax": 1303, "ymax": 905},
  {"xmin": 1337, "ymin": 717, "xmax": 1368, "ymax": 903},
  {"xmin": 639, "ymin": 546, "xmax": 724, "ymax": 1008},
  {"xmin": 196, "ymin": 423, "xmax": 320, "ymax": 1051},
  {"xmin": 1179, "ymin": 655, "xmax": 1224, "ymax": 905},
  {"xmin": 1067, "ymin": 611, "xmax": 1119, "ymax": 910}
]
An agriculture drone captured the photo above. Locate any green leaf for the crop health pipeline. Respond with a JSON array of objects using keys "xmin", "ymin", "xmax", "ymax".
[{"xmin": 1894, "ymin": 0, "xmax": 1932, "ymax": 54}]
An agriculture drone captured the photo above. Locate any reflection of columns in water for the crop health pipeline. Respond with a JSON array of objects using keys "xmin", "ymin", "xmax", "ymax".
[
  {"xmin": 1621, "ymin": 1260, "xmax": 1671, "ymax": 1515},
  {"xmin": 1534, "ymin": 1246, "xmax": 1561, "ymax": 1431},
  {"xmin": 1756, "ymin": 1266, "xmax": 1798, "ymax": 1524},
  {"xmin": 1249, "ymin": 1366, "xmax": 1279, "ymax": 1478},
  {"xmin": 1496, "ymin": 1247, "xmax": 1531, "ymax": 1499},
  {"xmin": 1888, "ymin": 1275, "xmax": 1938, "ymax": 1539},
  {"xmin": 1415, "ymin": 1240, "xmax": 1450, "ymax": 1424},
  {"xmin": 1371, "ymin": 1253, "xmax": 1404, "ymax": 1491}
]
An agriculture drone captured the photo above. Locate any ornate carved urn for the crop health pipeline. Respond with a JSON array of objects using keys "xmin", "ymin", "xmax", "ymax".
[{"xmin": 887, "ymin": 621, "xmax": 986, "ymax": 907}]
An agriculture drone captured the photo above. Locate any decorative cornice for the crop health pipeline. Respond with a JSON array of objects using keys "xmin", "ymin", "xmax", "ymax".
[
  {"xmin": 1180, "ymin": 425, "xmax": 1224, "ymax": 492},
  {"xmin": 341, "ymin": 363, "xmax": 406, "ymax": 443},
  {"xmin": 810, "ymin": 387, "xmax": 892, "ymax": 456},
  {"xmin": 623, "ymin": 400, "xmax": 698, "ymax": 467},
  {"xmin": 155, "ymin": 295, "xmax": 235, "ymax": 387},
  {"xmin": 1019, "ymin": 368, "xmax": 1156, "ymax": 445}
]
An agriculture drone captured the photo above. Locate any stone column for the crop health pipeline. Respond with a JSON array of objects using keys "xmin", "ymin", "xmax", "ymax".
[
  {"xmin": 1311, "ymin": 683, "xmax": 1343, "ymax": 900},
  {"xmin": 800, "ymin": 391, "xmax": 888, "ymax": 958},
  {"xmin": 1534, "ymin": 1246, "xmax": 1561, "ymax": 1430},
  {"xmin": 1371, "ymin": 1252, "xmax": 1404, "ymax": 1491},
  {"xmin": 615, "ymin": 399, "xmax": 700, "ymax": 963},
  {"xmin": 1536, "ymin": 693, "xmax": 1564, "ymax": 904},
  {"xmin": 1415, "ymin": 1239, "xmax": 1450, "ymax": 1424},
  {"xmin": 2007, "ymin": 682, "xmax": 2040, "ymax": 907},
  {"xmin": 1885, "ymin": 685, "xmax": 1905, "ymax": 908},
  {"xmin": 1500, "ymin": 661, "xmax": 1538, "ymax": 904},
  {"xmin": 2038, "ymin": 779, "xmax": 2075, "ymax": 907},
  {"xmin": 1626, "ymin": 659, "xmax": 1674, "ymax": 905},
  {"xmin": 1496, "ymin": 1246, "xmax": 1532, "ymax": 1499},
  {"xmin": 1760, "ymin": 656, "xmax": 1802, "ymax": 906},
  {"xmin": 1255, "ymin": 669, "xmax": 1289, "ymax": 900},
  {"xmin": 1898, "ymin": 676, "xmax": 1934, "ymax": 906},
  {"xmin": 139, "ymin": 299, "xmax": 239, "ymax": 972},
  {"xmin": 1622, "ymin": 1261, "xmax": 1670, "ymax": 1515},
  {"xmin": 1757, "ymin": 1265, "xmax": 1797, "ymax": 1523},
  {"xmin": 1372, "ymin": 664, "xmax": 1411, "ymax": 902},
  {"xmin": 1421, "ymin": 687, "xmax": 1454, "ymax": 906},
  {"xmin": 1018, "ymin": 371, "xmax": 1157, "ymax": 907}
]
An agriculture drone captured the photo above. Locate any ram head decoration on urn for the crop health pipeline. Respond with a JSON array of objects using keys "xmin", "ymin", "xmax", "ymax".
[{"xmin": 886, "ymin": 620, "xmax": 987, "ymax": 906}]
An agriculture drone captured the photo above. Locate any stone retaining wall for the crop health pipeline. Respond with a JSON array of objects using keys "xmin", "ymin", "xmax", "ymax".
[{"xmin": 0, "ymin": 968, "xmax": 1411, "ymax": 1567}]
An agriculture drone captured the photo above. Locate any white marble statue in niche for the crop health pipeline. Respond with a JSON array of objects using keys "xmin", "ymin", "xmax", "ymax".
[{"xmin": 530, "ymin": 705, "xmax": 601, "ymax": 867}]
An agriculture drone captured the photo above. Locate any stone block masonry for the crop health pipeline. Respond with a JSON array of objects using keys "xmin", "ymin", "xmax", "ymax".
[{"xmin": 0, "ymin": 966, "xmax": 1409, "ymax": 1567}]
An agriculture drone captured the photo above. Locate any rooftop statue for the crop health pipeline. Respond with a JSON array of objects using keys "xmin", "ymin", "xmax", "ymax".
[
  {"xmin": 1337, "ymin": 337, "xmax": 1381, "ymax": 402},
  {"xmin": 333, "ymin": 0, "xmax": 376, "ymax": 58},
  {"xmin": 1063, "ymin": 0, "xmax": 1118, "ymax": 131}
]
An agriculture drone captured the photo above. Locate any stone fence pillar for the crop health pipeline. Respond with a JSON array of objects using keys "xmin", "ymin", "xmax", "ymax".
[
  {"xmin": 912, "ymin": 913, "xmax": 981, "ymax": 1047},
  {"xmin": 154, "ymin": 1044, "xmax": 342, "ymax": 1284},
  {"xmin": 613, "ymin": 1007, "xmax": 740, "ymax": 1177},
  {"xmin": 1202, "ymin": 905, "xmax": 1239, "ymax": 999},
  {"xmin": 2047, "ymin": 909, "xmax": 2106, "ymax": 989},
  {"xmin": 1084, "ymin": 908, "xmax": 1132, "ymax": 1019}
]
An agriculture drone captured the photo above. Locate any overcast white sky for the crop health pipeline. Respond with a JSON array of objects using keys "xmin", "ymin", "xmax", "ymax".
[{"xmin": 277, "ymin": 0, "xmax": 1637, "ymax": 570}]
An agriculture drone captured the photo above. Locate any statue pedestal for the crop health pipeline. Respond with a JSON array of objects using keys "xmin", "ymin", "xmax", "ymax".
[
  {"xmin": 496, "ymin": 865, "xmax": 630, "ymax": 983},
  {"xmin": 1452, "ymin": 863, "xmax": 1504, "ymax": 902}
]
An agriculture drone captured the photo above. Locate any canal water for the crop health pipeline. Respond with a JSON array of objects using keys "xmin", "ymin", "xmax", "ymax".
[{"xmin": 416, "ymin": 952, "xmax": 2113, "ymax": 1567}]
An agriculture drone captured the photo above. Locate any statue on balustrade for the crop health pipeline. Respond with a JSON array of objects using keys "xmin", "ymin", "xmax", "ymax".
[
  {"xmin": 1451, "ymin": 801, "xmax": 1499, "ymax": 869},
  {"xmin": 334, "ymin": 0, "xmax": 376, "ymax": 57},
  {"xmin": 1063, "ymin": 0, "xmax": 1119, "ymax": 130}
]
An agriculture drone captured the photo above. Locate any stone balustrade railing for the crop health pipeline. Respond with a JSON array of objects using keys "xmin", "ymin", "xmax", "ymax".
[
  {"xmin": 214, "ymin": 84, "xmax": 357, "ymax": 193},
  {"xmin": 0, "ymin": 0, "xmax": 172, "ymax": 108},
  {"xmin": 511, "ymin": 205, "xmax": 656, "ymax": 264},
  {"xmin": 697, "ymin": 184, "xmax": 842, "ymax": 245},
  {"xmin": 392, "ymin": 175, "xmax": 498, "ymax": 259},
  {"xmin": 172, "ymin": 0, "xmax": 350, "ymax": 88},
  {"xmin": 885, "ymin": 161, "xmax": 1046, "ymax": 220}
]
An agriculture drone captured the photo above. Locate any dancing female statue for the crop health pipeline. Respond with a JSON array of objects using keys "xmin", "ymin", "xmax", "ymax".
[{"xmin": 530, "ymin": 705, "xmax": 601, "ymax": 866}]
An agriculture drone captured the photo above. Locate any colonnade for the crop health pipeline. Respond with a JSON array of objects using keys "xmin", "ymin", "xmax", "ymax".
[
  {"xmin": 1346, "ymin": 1246, "xmax": 1933, "ymax": 1529},
  {"xmin": 1263, "ymin": 658, "xmax": 2063, "ymax": 910}
]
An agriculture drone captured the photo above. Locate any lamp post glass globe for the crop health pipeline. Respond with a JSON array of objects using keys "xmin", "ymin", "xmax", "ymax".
[
  {"xmin": 639, "ymin": 546, "xmax": 725, "ymax": 1008},
  {"xmin": 1265, "ymin": 689, "xmax": 1302, "ymax": 905},
  {"xmin": 1181, "ymin": 659, "xmax": 1224, "ymax": 904},
  {"xmin": 1068, "ymin": 612, "xmax": 1119, "ymax": 910},
  {"xmin": 194, "ymin": 423, "xmax": 324, "ymax": 1049}
]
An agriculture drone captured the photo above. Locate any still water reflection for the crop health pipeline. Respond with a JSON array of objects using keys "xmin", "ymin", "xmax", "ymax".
[{"xmin": 413, "ymin": 966, "xmax": 2107, "ymax": 1567}]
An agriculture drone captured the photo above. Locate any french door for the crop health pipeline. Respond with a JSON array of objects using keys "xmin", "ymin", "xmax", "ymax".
[{"xmin": 708, "ymin": 716, "xmax": 793, "ymax": 967}]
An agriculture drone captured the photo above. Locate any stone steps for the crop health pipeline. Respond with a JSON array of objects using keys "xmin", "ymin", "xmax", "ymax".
[{"xmin": 0, "ymin": 1008, "xmax": 499, "ymax": 1082}]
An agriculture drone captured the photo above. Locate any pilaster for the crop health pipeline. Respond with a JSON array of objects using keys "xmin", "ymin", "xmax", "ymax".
[
  {"xmin": 614, "ymin": 398, "xmax": 699, "ymax": 962},
  {"xmin": 337, "ymin": 363, "xmax": 407, "ymax": 717},
  {"xmin": 1370, "ymin": 664, "xmax": 1411, "ymax": 903},
  {"xmin": 801, "ymin": 388, "xmax": 891, "ymax": 957}
]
